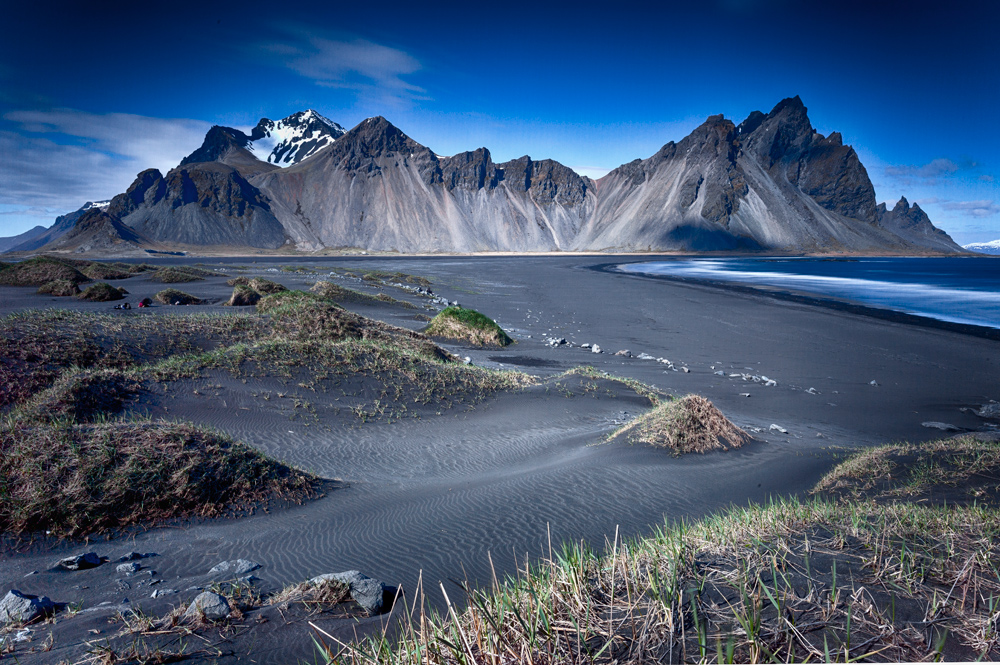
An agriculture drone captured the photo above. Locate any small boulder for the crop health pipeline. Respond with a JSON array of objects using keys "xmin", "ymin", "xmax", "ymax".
[
  {"xmin": 56, "ymin": 552, "xmax": 103, "ymax": 571},
  {"xmin": 591, "ymin": 345, "xmax": 602, "ymax": 354},
  {"xmin": 614, "ymin": 349, "xmax": 632, "ymax": 357},
  {"xmin": 769, "ymin": 424, "xmax": 788, "ymax": 434},
  {"xmin": 977, "ymin": 403, "xmax": 1000, "ymax": 419},
  {"xmin": 0, "ymin": 590, "xmax": 55, "ymax": 625},
  {"xmin": 208, "ymin": 559, "xmax": 260, "ymax": 578},
  {"xmin": 183, "ymin": 592, "xmax": 231, "ymax": 622},
  {"xmin": 309, "ymin": 571, "xmax": 390, "ymax": 615},
  {"xmin": 921, "ymin": 421, "xmax": 961, "ymax": 431},
  {"xmin": 116, "ymin": 563, "xmax": 140, "ymax": 575}
]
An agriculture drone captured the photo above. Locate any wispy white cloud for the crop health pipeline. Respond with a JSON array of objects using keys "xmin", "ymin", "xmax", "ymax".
[
  {"xmin": 885, "ymin": 158, "xmax": 960, "ymax": 179},
  {"xmin": 939, "ymin": 199, "xmax": 1000, "ymax": 218},
  {"xmin": 261, "ymin": 30, "xmax": 426, "ymax": 103},
  {"xmin": 0, "ymin": 109, "xmax": 210, "ymax": 231}
]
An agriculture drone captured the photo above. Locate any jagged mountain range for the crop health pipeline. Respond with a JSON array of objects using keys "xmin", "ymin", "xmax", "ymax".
[
  {"xmin": 964, "ymin": 239, "xmax": 1000, "ymax": 255},
  {"xmin": 5, "ymin": 99, "xmax": 965, "ymax": 254}
]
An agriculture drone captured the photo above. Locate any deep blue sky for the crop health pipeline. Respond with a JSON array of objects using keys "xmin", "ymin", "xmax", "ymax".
[{"xmin": 2, "ymin": 0, "xmax": 998, "ymax": 243}]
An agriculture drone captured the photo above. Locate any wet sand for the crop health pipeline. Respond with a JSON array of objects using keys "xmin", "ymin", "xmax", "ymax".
[{"xmin": 2, "ymin": 255, "xmax": 997, "ymax": 662}]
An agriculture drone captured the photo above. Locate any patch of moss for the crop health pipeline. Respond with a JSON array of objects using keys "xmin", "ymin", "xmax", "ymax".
[
  {"xmin": 37, "ymin": 279, "xmax": 81, "ymax": 296},
  {"xmin": 81, "ymin": 262, "xmax": 134, "ymax": 280},
  {"xmin": 78, "ymin": 282, "xmax": 128, "ymax": 302},
  {"xmin": 0, "ymin": 257, "xmax": 89, "ymax": 286},
  {"xmin": 424, "ymin": 306, "xmax": 512, "ymax": 347},
  {"xmin": 155, "ymin": 288, "xmax": 202, "ymax": 305}
]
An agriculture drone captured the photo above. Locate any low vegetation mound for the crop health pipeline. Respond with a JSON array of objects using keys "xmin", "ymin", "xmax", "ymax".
[
  {"xmin": 248, "ymin": 277, "xmax": 287, "ymax": 294},
  {"xmin": 226, "ymin": 276, "xmax": 252, "ymax": 287},
  {"xmin": 0, "ymin": 257, "xmax": 88, "ymax": 286},
  {"xmin": 259, "ymin": 290, "xmax": 445, "ymax": 359},
  {"xmin": 424, "ymin": 306, "xmax": 513, "ymax": 347},
  {"xmin": 813, "ymin": 434, "xmax": 1000, "ymax": 505},
  {"xmin": 0, "ymin": 309, "xmax": 268, "ymax": 410},
  {"xmin": 0, "ymin": 421, "xmax": 316, "ymax": 537},
  {"xmin": 362, "ymin": 270, "xmax": 431, "ymax": 287},
  {"xmin": 311, "ymin": 280, "xmax": 413, "ymax": 308},
  {"xmin": 612, "ymin": 394, "xmax": 749, "ymax": 453},
  {"xmin": 81, "ymin": 262, "xmax": 136, "ymax": 280},
  {"xmin": 78, "ymin": 282, "xmax": 127, "ymax": 302},
  {"xmin": 226, "ymin": 284, "xmax": 261, "ymax": 306},
  {"xmin": 150, "ymin": 266, "xmax": 222, "ymax": 283},
  {"xmin": 37, "ymin": 279, "xmax": 80, "ymax": 296},
  {"xmin": 156, "ymin": 288, "xmax": 202, "ymax": 305}
]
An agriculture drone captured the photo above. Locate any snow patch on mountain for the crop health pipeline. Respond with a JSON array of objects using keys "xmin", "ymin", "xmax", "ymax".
[
  {"xmin": 964, "ymin": 239, "xmax": 1000, "ymax": 255},
  {"xmin": 249, "ymin": 110, "xmax": 346, "ymax": 167},
  {"xmin": 82, "ymin": 200, "xmax": 111, "ymax": 210}
]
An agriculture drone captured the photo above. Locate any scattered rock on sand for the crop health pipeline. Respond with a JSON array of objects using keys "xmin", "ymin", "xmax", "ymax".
[
  {"xmin": 208, "ymin": 559, "xmax": 261, "ymax": 578},
  {"xmin": 615, "ymin": 349, "xmax": 632, "ymax": 357},
  {"xmin": 0, "ymin": 590, "xmax": 55, "ymax": 624},
  {"xmin": 869, "ymin": 380, "xmax": 879, "ymax": 386},
  {"xmin": 591, "ymin": 345, "xmax": 601, "ymax": 354},
  {"xmin": 921, "ymin": 421, "xmax": 961, "ymax": 431},
  {"xmin": 116, "ymin": 563, "xmax": 140, "ymax": 575},
  {"xmin": 769, "ymin": 424, "xmax": 788, "ymax": 434},
  {"xmin": 977, "ymin": 403, "xmax": 1000, "ymax": 419},
  {"xmin": 806, "ymin": 387, "xmax": 819, "ymax": 394},
  {"xmin": 56, "ymin": 552, "xmax": 103, "ymax": 570},
  {"xmin": 309, "ymin": 571, "xmax": 390, "ymax": 615},
  {"xmin": 183, "ymin": 591, "xmax": 231, "ymax": 622}
]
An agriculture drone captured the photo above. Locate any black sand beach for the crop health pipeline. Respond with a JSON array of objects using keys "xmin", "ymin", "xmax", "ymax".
[{"xmin": 2, "ymin": 255, "xmax": 997, "ymax": 663}]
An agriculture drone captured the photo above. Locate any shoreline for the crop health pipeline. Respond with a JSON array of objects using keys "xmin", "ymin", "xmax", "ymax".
[{"xmin": 595, "ymin": 260, "xmax": 1000, "ymax": 342}]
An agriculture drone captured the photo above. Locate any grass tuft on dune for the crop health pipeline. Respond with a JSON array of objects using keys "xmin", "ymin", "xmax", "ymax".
[
  {"xmin": 156, "ymin": 288, "xmax": 202, "ymax": 305},
  {"xmin": 37, "ymin": 279, "xmax": 81, "ymax": 296},
  {"xmin": 78, "ymin": 282, "xmax": 127, "ymax": 302},
  {"xmin": 0, "ymin": 257, "xmax": 89, "ymax": 286},
  {"xmin": 0, "ymin": 420, "xmax": 316, "ymax": 537},
  {"xmin": 424, "ymin": 306, "xmax": 512, "ymax": 347},
  {"xmin": 611, "ymin": 394, "xmax": 749, "ymax": 453},
  {"xmin": 150, "ymin": 266, "xmax": 220, "ymax": 283}
]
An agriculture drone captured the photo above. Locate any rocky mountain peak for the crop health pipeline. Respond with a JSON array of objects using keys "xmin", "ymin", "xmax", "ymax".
[
  {"xmin": 180, "ymin": 126, "xmax": 252, "ymax": 166},
  {"xmin": 249, "ymin": 109, "xmax": 346, "ymax": 166}
]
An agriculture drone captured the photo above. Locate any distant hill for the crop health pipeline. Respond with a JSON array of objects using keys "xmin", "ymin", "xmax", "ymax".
[
  {"xmin": 26, "ymin": 97, "xmax": 966, "ymax": 255},
  {"xmin": 964, "ymin": 239, "xmax": 1000, "ymax": 255}
]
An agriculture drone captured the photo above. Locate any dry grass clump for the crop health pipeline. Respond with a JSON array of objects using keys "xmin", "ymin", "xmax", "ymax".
[
  {"xmin": 226, "ymin": 284, "xmax": 262, "ymax": 306},
  {"xmin": 227, "ymin": 276, "xmax": 252, "ymax": 287},
  {"xmin": 0, "ymin": 309, "xmax": 268, "ymax": 410},
  {"xmin": 150, "ymin": 266, "xmax": 221, "ymax": 283},
  {"xmin": 271, "ymin": 578, "xmax": 351, "ymax": 608},
  {"xmin": 311, "ymin": 280, "xmax": 411, "ymax": 307},
  {"xmin": 362, "ymin": 270, "xmax": 431, "ymax": 287},
  {"xmin": 37, "ymin": 279, "xmax": 80, "ymax": 296},
  {"xmin": 81, "ymin": 262, "xmax": 134, "ymax": 280},
  {"xmin": 611, "ymin": 394, "xmax": 749, "ymax": 453},
  {"xmin": 332, "ymin": 498, "xmax": 1000, "ymax": 665},
  {"xmin": 0, "ymin": 421, "xmax": 316, "ymax": 537},
  {"xmin": 78, "ymin": 282, "xmax": 127, "ymax": 302},
  {"xmin": 0, "ymin": 257, "xmax": 88, "ymax": 286},
  {"xmin": 155, "ymin": 288, "xmax": 202, "ymax": 305},
  {"xmin": 424, "ymin": 306, "xmax": 512, "ymax": 347},
  {"xmin": 248, "ymin": 277, "xmax": 287, "ymax": 294},
  {"xmin": 813, "ymin": 434, "xmax": 1000, "ymax": 504}
]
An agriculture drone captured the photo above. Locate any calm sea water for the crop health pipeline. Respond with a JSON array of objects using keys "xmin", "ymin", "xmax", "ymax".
[{"xmin": 617, "ymin": 257, "xmax": 1000, "ymax": 329}]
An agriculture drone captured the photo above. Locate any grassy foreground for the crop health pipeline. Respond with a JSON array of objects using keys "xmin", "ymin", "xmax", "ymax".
[{"xmin": 320, "ymin": 437, "xmax": 1000, "ymax": 664}]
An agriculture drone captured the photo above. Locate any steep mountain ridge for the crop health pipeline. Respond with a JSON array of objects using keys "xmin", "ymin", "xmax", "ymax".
[{"xmin": 23, "ymin": 98, "xmax": 965, "ymax": 255}]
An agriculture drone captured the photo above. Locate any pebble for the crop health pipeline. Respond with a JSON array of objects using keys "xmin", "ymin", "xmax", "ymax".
[{"xmin": 769, "ymin": 424, "xmax": 788, "ymax": 434}]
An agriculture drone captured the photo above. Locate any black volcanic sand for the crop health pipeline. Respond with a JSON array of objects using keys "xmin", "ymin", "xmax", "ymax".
[{"xmin": 2, "ymin": 256, "xmax": 998, "ymax": 663}]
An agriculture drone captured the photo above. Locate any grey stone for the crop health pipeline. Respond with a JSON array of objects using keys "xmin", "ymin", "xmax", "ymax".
[
  {"xmin": 309, "ymin": 571, "xmax": 390, "ymax": 615},
  {"xmin": 922, "ymin": 421, "xmax": 961, "ymax": 431},
  {"xmin": 150, "ymin": 589, "xmax": 177, "ymax": 599},
  {"xmin": 977, "ymin": 403, "xmax": 1000, "ymax": 419},
  {"xmin": 591, "ymin": 345, "xmax": 601, "ymax": 354},
  {"xmin": 116, "ymin": 563, "xmax": 140, "ymax": 575},
  {"xmin": 0, "ymin": 590, "xmax": 55, "ymax": 625},
  {"xmin": 56, "ymin": 552, "xmax": 102, "ymax": 570},
  {"xmin": 208, "ymin": 559, "xmax": 260, "ymax": 578},
  {"xmin": 183, "ymin": 592, "xmax": 231, "ymax": 622},
  {"xmin": 769, "ymin": 424, "xmax": 788, "ymax": 434}
]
